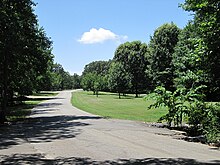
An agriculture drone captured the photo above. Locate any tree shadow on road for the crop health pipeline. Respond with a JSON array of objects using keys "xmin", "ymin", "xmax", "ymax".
[
  {"xmin": 0, "ymin": 115, "xmax": 101, "ymax": 150},
  {"xmin": 0, "ymin": 154, "xmax": 219, "ymax": 165}
]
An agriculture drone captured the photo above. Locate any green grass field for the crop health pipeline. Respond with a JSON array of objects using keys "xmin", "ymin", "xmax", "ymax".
[{"xmin": 71, "ymin": 91, "xmax": 167, "ymax": 122}]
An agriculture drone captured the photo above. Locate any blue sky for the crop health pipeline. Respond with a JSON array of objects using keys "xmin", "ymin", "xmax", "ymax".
[{"xmin": 34, "ymin": 0, "xmax": 192, "ymax": 75}]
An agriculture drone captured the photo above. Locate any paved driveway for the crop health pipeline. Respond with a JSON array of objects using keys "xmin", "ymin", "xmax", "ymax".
[{"xmin": 0, "ymin": 90, "xmax": 219, "ymax": 164}]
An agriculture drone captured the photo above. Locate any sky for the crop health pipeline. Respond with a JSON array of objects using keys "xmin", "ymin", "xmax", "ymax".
[{"xmin": 34, "ymin": 0, "xmax": 192, "ymax": 75}]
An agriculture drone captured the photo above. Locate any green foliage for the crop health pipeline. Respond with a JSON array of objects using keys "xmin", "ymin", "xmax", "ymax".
[
  {"xmin": 0, "ymin": 0, "xmax": 53, "ymax": 122},
  {"xmin": 147, "ymin": 23, "xmax": 180, "ymax": 91},
  {"xmin": 81, "ymin": 72, "xmax": 106, "ymax": 96},
  {"xmin": 172, "ymin": 22, "xmax": 210, "ymax": 98},
  {"xmin": 47, "ymin": 63, "xmax": 77, "ymax": 91},
  {"xmin": 181, "ymin": 0, "xmax": 220, "ymax": 100},
  {"xmin": 146, "ymin": 86, "xmax": 187, "ymax": 127},
  {"xmin": 81, "ymin": 72, "xmax": 96, "ymax": 92},
  {"xmin": 81, "ymin": 60, "xmax": 111, "ymax": 92},
  {"xmin": 82, "ymin": 60, "xmax": 111, "ymax": 76},
  {"xmin": 108, "ymin": 62, "xmax": 131, "ymax": 98},
  {"xmin": 147, "ymin": 85, "xmax": 220, "ymax": 143},
  {"xmin": 114, "ymin": 41, "xmax": 149, "ymax": 96},
  {"xmin": 72, "ymin": 73, "xmax": 81, "ymax": 89}
]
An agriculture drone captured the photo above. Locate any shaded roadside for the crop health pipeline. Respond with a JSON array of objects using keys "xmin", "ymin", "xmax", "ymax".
[{"xmin": 0, "ymin": 154, "xmax": 219, "ymax": 165}]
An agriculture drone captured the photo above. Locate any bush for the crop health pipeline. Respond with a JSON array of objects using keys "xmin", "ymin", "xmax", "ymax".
[{"xmin": 146, "ymin": 86, "xmax": 220, "ymax": 144}]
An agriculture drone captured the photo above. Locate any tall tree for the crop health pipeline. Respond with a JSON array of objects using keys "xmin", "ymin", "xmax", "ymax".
[
  {"xmin": 147, "ymin": 23, "xmax": 180, "ymax": 91},
  {"xmin": 0, "ymin": 0, "xmax": 53, "ymax": 122},
  {"xmin": 72, "ymin": 73, "xmax": 81, "ymax": 89},
  {"xmin": 82, "ymin": 60, "xmax": 111, "ymax": 76},
  {"xmin": 114, "ymin": 41, "xmax": 148, "ymax": 97},
  {"xmin": 81, "ymin": 60, "xmax": 111, "ymax": 92},
  {"xmin": 108, "ymin": 62, "xmax": 131, "ymax": 98},
  {"xmin": 172, "ymin": 22, "xmax": 209, "ymax": 91},
  {"xmin": 182, "ymin": 0, "xmax": 220, "ymax": 100}
]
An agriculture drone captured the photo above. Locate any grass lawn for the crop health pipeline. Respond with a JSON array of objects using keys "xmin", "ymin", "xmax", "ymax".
[
  {"xmin": 71, "ymin": 91, "xmax": 167, "ymax": 122},
  {"xmin": 6, "ymin": 92, "xmax": 58, "ymax": 122},
  {"xmin": 32, "ymin": 91, "xmax": 59, "ymax": 97}
]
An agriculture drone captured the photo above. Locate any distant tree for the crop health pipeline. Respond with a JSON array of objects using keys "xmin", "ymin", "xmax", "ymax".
[
  {"xmin": 108, "ymin": 62, "xmax": 131, "ymax": 98},
  {"xmin": 147, "ymin": 23, "xmax": 180, "ymax": 91},
  {"xmin": 81, "ymin": 72, "xmax": 97, "ymax": 93},
  {"xmin": 82, "ymin": 60, "xmax": 111, "ymax": 76},
  {"xmin": 81, "ymin": 60, "xmax": 111, "ymax": 92},
  {"xmin": 72, "ymin": 73, "xmax": 81, "ymax": 89},
  {"xmin": 93, "ymin": 74, "xmax": 105, "ymax": 97},
  {"xmin": 114, "ymin": 41, "xmax": 149, "ymax": 97}
]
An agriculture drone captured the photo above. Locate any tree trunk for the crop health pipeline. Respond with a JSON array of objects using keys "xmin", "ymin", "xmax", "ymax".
[
  {"xmin": 118, "ymin": 92, "xmax": 121, "ymax": 99},
  {"xmin": 135, "ymin": 88, "xmax": 138, "ymax": 98},
  {"xmin": 0, "ymin": 90, "xmax": 7, "ymax": 123},
  {"xmin": 0, "ymin": 51, "xmax": 8, "ymax": 123}
]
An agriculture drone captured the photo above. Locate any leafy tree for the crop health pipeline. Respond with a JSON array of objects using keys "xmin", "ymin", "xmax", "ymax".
[
  {"xmin": 108, "ymin": 62, "xmax": 131, "ymax": 98},
  {"xmin": 49, "ymin": 63, "xmax": 75, "ymax": 90},
  {"xmin": 93, "ymin": 74, "xmax": 106, "ymax": 97},
  {"xmin": 81, "ymin": 72, "xmax": 97, "ymax": 93},
  {"xmin": 182, "ymin": 0, "xmax": 220, "ymax": 101},
  {"xmin": 81, "ymin": 60, "xmax": 111, "ymax": 92},
  {"xmin": 72, "ymin": 73, "xmax": 81, "ymax": 89},
  {"xmin": 82, "ymin": 60, "xmax": 111, "ymax": 76},
  {"xmin": 81, "ymin": 72, "xmax": 105, "ymax": 96},
  {"xmin": 0, "ymin": 0, "xmax": 53, "ymax": 122},
  {"xmin": 147, "ymin": 23, "xmax": 180, "ymax": 91},
  {"xmin": 114, "ymin": 41, "xmax": 149, "ymax": 97},
  {"xmin": 172, "ymin": 22, "xmax": 209, "ymax": 91}
]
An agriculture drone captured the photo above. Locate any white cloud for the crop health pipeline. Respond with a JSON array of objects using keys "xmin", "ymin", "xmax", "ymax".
[{"xmin": 78, "ymin": 28, "xmax": 127, "ymax": 44}]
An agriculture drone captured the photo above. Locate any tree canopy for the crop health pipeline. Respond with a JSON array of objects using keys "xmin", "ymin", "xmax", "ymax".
[{"xmin": 147, "ymin": 23, "xmax": 180, "ymax": 91}]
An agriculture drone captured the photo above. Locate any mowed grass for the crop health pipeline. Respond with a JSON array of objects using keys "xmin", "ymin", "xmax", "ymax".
[
  {"xmin": 6, "ymin": 92, "xmax": 58, "ymax": 122},
  {"xmin": 71, "ymin": 91, "xmax": 167, "ymax": 122}
]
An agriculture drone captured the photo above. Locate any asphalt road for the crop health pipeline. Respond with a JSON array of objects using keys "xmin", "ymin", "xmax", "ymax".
[{"xmin": 0, "ymin": 90, "xmax": 219, "ymax": 164}]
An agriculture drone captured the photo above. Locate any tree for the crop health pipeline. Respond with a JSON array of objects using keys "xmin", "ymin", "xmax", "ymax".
[
  {"xmin": 0, "ymin": 0, "xmax": 53, "ymax": 122},
  {"xmin": 81, "ymin": 72, "xmax": 105, "ymax": 96},
  {"xmin": 82, "ymin": 60, "xmax": 111, "ymax": 76},
  {"xmin": 114, "ymin": 41, "xmax": 149, "ymax": 97},
  {"xmin": 147, "ymin": 23, "xmax": 180, "ymax": 91},
  {"xmin": 108, "ymin": 62, "xmax": 131, "ymax": 98},
  {"xmin": 81, "ymin": 72, "xmax": 97, "ymax": 93},
  {"xmin": 172, "ymin": 22, "xmax": 209, "ymax": 93},
  {"xmin": 81, "ymin": 60, "xmax": 111, "ymax": 92},
  {"xmin": 72, "ymin": 73, "xmax": 81, "ymax": 89},
  {"xmin": 181, "ymin": 0, "xmax": 220, "ymax": 101}
]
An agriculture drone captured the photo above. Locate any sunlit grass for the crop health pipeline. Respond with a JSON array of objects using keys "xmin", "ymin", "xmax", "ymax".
[
  {"xmin": 32, "ymin": 92, "xmax": 58, "ymax": 96},
  {"xmin": 71, "ymin": 91, "xmax": 167, "ymax": 122}
]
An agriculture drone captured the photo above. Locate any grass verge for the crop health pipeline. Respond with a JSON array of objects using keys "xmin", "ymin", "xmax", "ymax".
[
  {"xmin": 71, "ymin": 91, "xmax": 167, "ymax": 122},
  {"xmin": 32, "ymin": 92, "xmax": 59, "ymax": 97},
  {"xmin": 6, "ymin": 92, "xmax": 58, "ymax": 122}
]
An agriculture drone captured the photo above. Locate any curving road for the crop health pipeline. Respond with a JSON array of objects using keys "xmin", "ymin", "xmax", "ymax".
[{"xmin": 0, "ymin": 90, "xmax": 219, "ymax": 164}]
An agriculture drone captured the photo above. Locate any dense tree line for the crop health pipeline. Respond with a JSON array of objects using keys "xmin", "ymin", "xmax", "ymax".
[
  {"xmin": 81, "ymin": 1, "xmax": 219, "ymax": 102},
  {"xmin": 0, "ymin": 0, "xmax": 80, "ymax": 123},
  {"xmin": 81, "ymin": 0, "xmax": 219, "ymax": 142},
  {"xmin": 81, "ymin": 25, "xmax": 180, "ymax": 98}
]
